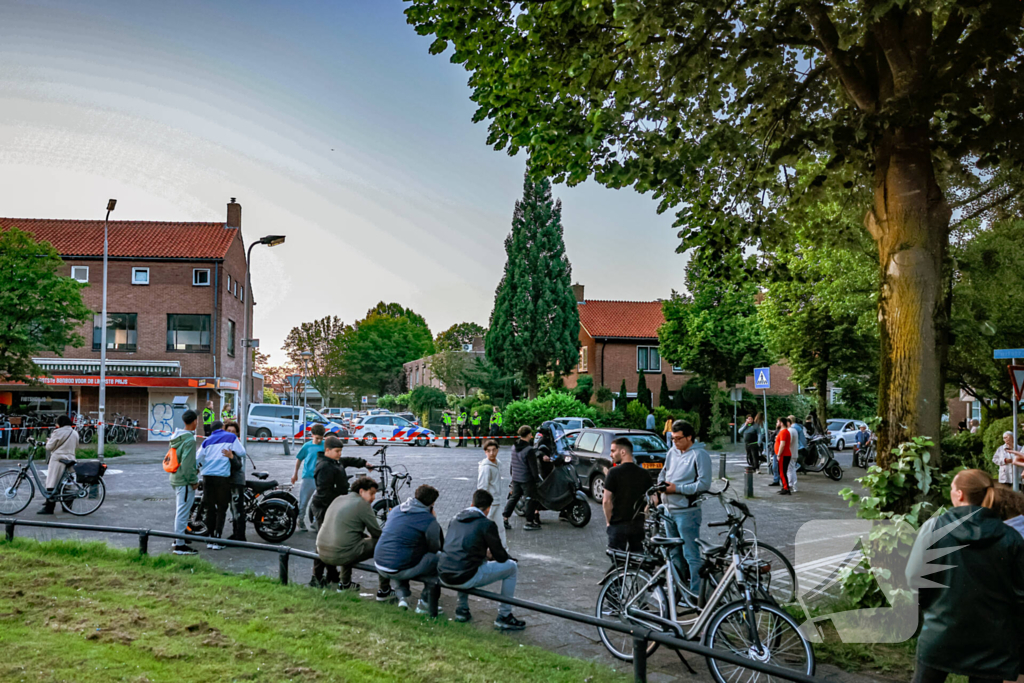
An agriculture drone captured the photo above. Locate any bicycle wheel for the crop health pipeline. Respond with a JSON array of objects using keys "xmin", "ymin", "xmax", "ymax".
[
  {"xmin": 79, "ymin": 427, "xmax": 93, "ymax": 445},
  {"xmin": 0, "ymin": 470, "xmax": 34, "ymax": 515},
  {"xmin": 58, "ymin": 477, "xmax": 105, "ymax": 516},
  {"xmin": 737, "ymin": 541, "xmax": 797, "ymax": 605},
  {"xmin": 704, "ymin": 599, "xmax": 814, "ymax": 683},
  {"xmin": 595, "ymin": 568, "xmax": 665, "ymax": 661}
]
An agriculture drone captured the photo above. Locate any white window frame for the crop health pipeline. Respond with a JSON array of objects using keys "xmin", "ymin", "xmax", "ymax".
[
  {"xmin": 637, "ymin": 346, "xmax": 661, "ymax": 373},
  {"xmin": 131, "ymin": 267, "xmax": 150, "ymax": 285},
  {"xmin": 226, "ymin": 274, "xmax": 232, "ymax": 292},
  {"xmin": 71, "ymin": 266, "xmax": 89, "ymax": 283},
  {"xmin": 672, "ymin": 365, "xmax": 685, "ymax": 374},
  {"xmin": 233, "ymin": 281, "xmax": 238, "ymax": 298},
  {"xmin": 578, "ymin": 346, "xmax": 588, "ymax": 372},
  {"xmin": 192, "ymin": 268, "xmax": 211, "ymax": 286}
]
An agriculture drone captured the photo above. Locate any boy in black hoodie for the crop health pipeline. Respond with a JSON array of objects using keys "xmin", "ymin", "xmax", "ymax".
[
  {"xmin": 438, "ymin": 489, "xmax": 526, "ymax": 630},
  {"xmin": 502, "ymin": 425, "xmax": 542, "ymax": 530}
]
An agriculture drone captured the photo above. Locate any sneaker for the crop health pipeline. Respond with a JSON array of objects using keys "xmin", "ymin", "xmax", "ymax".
[
  {"xmin": 376, "ymin": 588, "xmax": 397, "ymax": 602},
  {"xmin": 778, "ymin": 490, "xmax": 792, "ymax": 496},
  {"xmin": 206, "ymin": 543, "xmax": 225, "ymax": 550},
  {"xmin": 416, "ymin": 600, "xmax": 444, "ymax": 615},
  {"xmin": 503, "ymin": 519, "xmax": 512, "ymax": 530},
  {"xmin": 337, "ymin": 582, "xmax": 360, "ymax": 592},
  {"xmin": 494, "ymin": 613, "xmax": 526, "ymax": 631},
  {"xmin": 524, "ymin": 523, "xmax": 540, "ymax": 531},
  {"xmin": 36, "ymin": 507, "xmax": 54, "ymax": 515},
  {"xmin": 309, "ymin": 577, "xmax": 327, "ymax": 589},
  {"xmin": 454, "ymin": 607, "xmax": 472, "ymax": 622},
  {"xmin": 768, "ymin": 482, "xmax": 780, "ymax": 487},
  {"xmin": 172, "ymin": 544, "xmax": 198, "ymax": 556},
  {"xmin": 398, "ymin": 597, "xmax": 410, "ymax": 610}
]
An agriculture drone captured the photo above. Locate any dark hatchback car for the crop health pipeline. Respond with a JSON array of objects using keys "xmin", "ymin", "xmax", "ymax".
[{"xmin": 569, "ymin": 428, "xmax": 669, "ymax": 502}]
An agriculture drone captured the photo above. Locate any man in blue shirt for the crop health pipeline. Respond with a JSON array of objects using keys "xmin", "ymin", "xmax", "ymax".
[
  {"xmin": 291, "ymin": 424, "xmax": 326, "ymax": 532},
  {"xmin": 788, "ymin": 414, "xmax": 808, "ymax": 473},
  {"xmin": 645, "ymin": 408, "xmax": 656, "ymax": 431}
]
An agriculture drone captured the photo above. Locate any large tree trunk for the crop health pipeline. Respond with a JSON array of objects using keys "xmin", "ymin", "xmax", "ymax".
[
  {"xmin": 816, "ymin": 374, "xmax": 829, "ymax": 427},
  {"xmin": 526, "ymin": 370, "xmax": 539, "ymax": 399},
  {"xmin": 866, "ymin": 126, "xmax": 951, "ymax": 469}
]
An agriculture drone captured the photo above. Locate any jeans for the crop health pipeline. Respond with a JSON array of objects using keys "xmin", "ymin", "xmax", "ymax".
[
  {"xmin": 202, "ymin": 476, "xmax": 232, "ymax": 539},
  {"xmin": 744, "ymin": 443, "xmax": 761, "ymax": 470},
  {"xmin": 664, "ymin": 506, "xmax": 703, "ymax": 594},
  {"xmin": 770, "ymin": 452, "xmax": 780, "ymax": 484},
  {"xmin": 228, "ymin": 485, "xmax": 246, "ymax": 540},
  {"xmin": 377, "ymin": 552, "xmax": 438, "ymax": 600},
  {"xmin": 443, "ymin": 426, "xmax": 451, "ymax": 448},
  {"xmin": 503, "ymin": 480, "xmax": 539, "ymax": 523},
  {"xmin": 444, "ymin": 560, "xmax": 518, "ymax": 618},
  {"xmin": 298, "ymin": 477, "xmax": 316, "ymax": 529},
  {"xmin": 173, "ymin": 485, "xmax": 194, "ymax": 542}
]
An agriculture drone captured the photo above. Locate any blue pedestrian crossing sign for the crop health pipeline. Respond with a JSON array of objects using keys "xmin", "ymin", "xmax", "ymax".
[{"xmin": 754, "ymin": 367, "xmax": 771, "ymax": 389}]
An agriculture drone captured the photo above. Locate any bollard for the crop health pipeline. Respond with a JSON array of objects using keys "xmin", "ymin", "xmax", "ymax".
[
  {"xmin": 718, "ymin": 452, "xmax": 727, "ymax": 479},
  {"xmin": 632, "ymin": 638, "xmax": 648, "ymax": 682},
  {"xmin": 4, "ymin": 521, "xmax": 13, "ymax": 542},
  {"xmin": 283, "ymin": 439, "xmax": 291, "ymax": 456},
  {"xmin": 427, "ymin": 581, "xmax": 441, "ymax": 618},
  {"xmin": 279, "ymin": 549, "xmax": 290, "ymax": 585},
  {"xmin": 138, "ymin": 530, "xmax": 149, "ymax": 556},
  {"xmin": 745, "ymin": 467, "xmax": 754, "ymax": 498}
]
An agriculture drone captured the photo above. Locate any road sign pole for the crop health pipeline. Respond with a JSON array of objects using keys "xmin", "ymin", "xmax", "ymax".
[
  {"xmin": 1015, "ymin": 357, "xmax": 1019, "ymax": 493},
  {"xmin": 763, "ymin": 390, "xmax": 768, "ymax": 449}
]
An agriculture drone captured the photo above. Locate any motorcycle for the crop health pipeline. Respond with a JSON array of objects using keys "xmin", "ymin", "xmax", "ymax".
[
  {"xmin": 853, "ymin": 436, "xmax": 877, "ymax": 469},
  {"xmin": 512, "ymin": 420, "xmax": 592, "ymax": 528},
  {"xmin": 188, "ymin": 469, "xmax": 299, "ymax": 543}
]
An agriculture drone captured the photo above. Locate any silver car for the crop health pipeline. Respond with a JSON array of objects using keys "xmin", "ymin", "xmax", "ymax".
[{"xmin": 826, "ymin": 418, "xmax": 868, "ymax": 450}]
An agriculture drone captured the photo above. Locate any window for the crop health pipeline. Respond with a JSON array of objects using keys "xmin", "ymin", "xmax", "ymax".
[
  {"xmin": 276, "ymin": 406, "xmax": 299, "ymax": 420},
  {"xmin": 226, "ymin": 274, "xmax": 232, "ymax": 293},
  {"xmin": 227, "ymin": 320, "xmax": 236, "ymax": 357},
  {"xmin": 166, "ymin": 314, "xmax": 211, "ymax": 352},
  {"xmin": 578, "ymin": 346, "xmax": 588, "ymax": 372},
  {"xmin": 71, "ymin": 266, "xmax": 89, "ymax": 283},
  {"xmin": 626, "ymin": 434, "xmax": 668, "ymax": 454},
  {"xmin": 576, "ymin": 432, "xmax": 601, "ymax": 453},
  {"xmin": 672, "ymin": 365, "xmax": 685, "ymax": 374},
  {"xmin": 971, "ymin": 400, "xmax": 982, "ymax": 422},
  {"xmin": 193, "ymin": 269, "xmax": 210, "ymax": 286},
  {"xmin": 637, "ymin": 346, "xmax": 661, "ymax": 372},
  {"xmin": 132, "ymin": 267, "xmax": 149, "ymax": 285},
  {"xmin": 92, "ymin": 313, "xmax": 137, "ymax": 352},
  {"xmin": 250, "ymin": 405, "xmax": 276, "ymax": 418},
  {"xmin": 394, "ymin": 417, "xmax": 413, "ymax": 427},
  {"xmin": 233, "ymin": 281, "xmax": 238, "ymax": 298}
]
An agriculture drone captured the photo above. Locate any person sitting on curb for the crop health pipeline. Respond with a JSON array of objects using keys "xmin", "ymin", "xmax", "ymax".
[
  {"xmin": 374, "ymin": 484, "xmax": 444, "ymax": 612},
  {"xmin": 316, "ymin": 476, "xmax": 393, "ymax": 599},
  {"xmin": 437, "ymin": 489, "xmax": 526, "ymax": 630}
]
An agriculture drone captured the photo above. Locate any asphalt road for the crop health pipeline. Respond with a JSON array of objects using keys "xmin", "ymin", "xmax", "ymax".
[{"xmin": 1, "ymin": 440, "xmax": 875, "ymax": 682}]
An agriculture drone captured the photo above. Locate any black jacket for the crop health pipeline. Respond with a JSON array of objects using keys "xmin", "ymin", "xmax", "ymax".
[
  {"xmin": 907, "ymin": 505, "xmax": 1024, "ymax": 680},
  {"xmin": 310, "ymin": 453, "xmax": 367, "ymax": 513},
  {"xmin": 509, "ymin": 439, "xmax": 540, "ymax": 483},
  {"xmin": 437, "ymin": 508, "xmax": 510, "ymax": 585}
]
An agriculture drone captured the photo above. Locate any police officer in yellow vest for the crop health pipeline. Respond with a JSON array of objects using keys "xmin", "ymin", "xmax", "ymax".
[
  {"xmin": 489, "ymin": 406, "xmax": 503, "ymax": 439},
  {"xmin": 441, "ymin": 411, "xmax": 453, "ymax": 448},
  {"xmin": 457, "ymin": 409, "xmax": 469, "ymax": 447},
  {"xmin": 202, "ymin": 401, "xmax": 216, "ymax": 437},
  {"xmin": 221, "ymin": 403, "xmax": 233, "ymax": 422},
  {"xmin": 470, "ymin": 410, "xmax": 483, "ymax": 447}
]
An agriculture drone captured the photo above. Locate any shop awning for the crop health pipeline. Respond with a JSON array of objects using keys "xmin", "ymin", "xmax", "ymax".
[{"xmin": 32, "ymin": 358, "xmax": 180, "ymax": 377}]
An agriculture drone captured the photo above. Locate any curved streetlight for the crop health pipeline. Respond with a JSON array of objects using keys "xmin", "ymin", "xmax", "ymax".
[
  {"xmin": 96, "ymin": 199, "xmax": 117, "ymax": 461},
  {"xmin": 240, "ymin": 234, "xmax": 286, "ymax": 443}
]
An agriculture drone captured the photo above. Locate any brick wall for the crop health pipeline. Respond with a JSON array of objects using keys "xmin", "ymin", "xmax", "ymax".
[
  {"xmin": 739, "ymin": 363, "xmax": 800, "ymax": 396},
  {"xmin": 78, "ymin": 387, "xmax": 150, "ymax": 434},
  {"xmin": 563, "ymin": 331, "xmax": 689, "ymax": 406}
]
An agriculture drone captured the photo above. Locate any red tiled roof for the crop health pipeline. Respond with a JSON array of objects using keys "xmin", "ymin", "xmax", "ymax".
[
  {"xmin": 0, "ymin": 218, "xmax": 238, "ymax": 259},
  {"xmin": 577, "ymin": 300, "xmax": 665, "ymax": 340}
]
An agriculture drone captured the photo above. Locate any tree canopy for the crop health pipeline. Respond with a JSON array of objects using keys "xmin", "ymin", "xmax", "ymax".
[
  {"xmin": 283, "ymin": 316, "xmax": 350, "ymax": 409},
  {"xmin": 0, "ymin": 228, "xmax": 91, "ymax": 384},
  {"xmin": 435, "ymin": 322, "xmax": 486, "ymax": 351},
  {"xmin": 407, "ymin": 0, "xmax": 1024, "ymax": 464},
  {"xmin": 336, "ymin": 304, "xmax": 434, "ymax": 396}
]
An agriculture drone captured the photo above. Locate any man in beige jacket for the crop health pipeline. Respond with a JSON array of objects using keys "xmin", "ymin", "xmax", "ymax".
[{"xmin": 39, "ymin": 415, "xmax": 79, "ymax": 514}]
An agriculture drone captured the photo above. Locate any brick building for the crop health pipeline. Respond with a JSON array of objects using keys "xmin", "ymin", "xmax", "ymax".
[
  {"xmin": 405, "ymin": 336, "xmax": 486, "ymax": 394},
  {"xmin": 0, "ymin": 199, "xmax": 263, "ymax": 441}
]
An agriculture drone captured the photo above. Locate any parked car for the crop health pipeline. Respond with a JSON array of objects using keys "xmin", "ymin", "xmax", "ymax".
[
  {"xmin": 247, "ymin": 405, "xmax": 349, "ymax": 442},
  {"xmin": 323, "ymin": 407, "xmax": 354, "ymax": 423},
  {"xmin": 825, "ymin": 419, "xmax": 869, "ymax": 450},
  {"xmin": 568, "ymin": 428, "xmax": 668, "ymax": 502},
  {"xmin": 351, "ymin": 414, "xmax": 434, "ymax": 447},
  {"xmin": 553, "ymin": 416, "xmax": 597, "ymax": 435},
  {"xmin": 395, "ymin": 411, "xmax": 420, "ymax": 426}
]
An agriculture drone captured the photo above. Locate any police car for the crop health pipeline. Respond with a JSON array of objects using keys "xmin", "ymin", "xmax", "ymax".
[{"xmin": 351, "ymin": 414, "xmax": 435, "ymax": 447}]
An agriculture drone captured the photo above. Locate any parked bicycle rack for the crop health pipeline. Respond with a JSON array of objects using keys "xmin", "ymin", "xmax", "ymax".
[{"xmin": 1, "ymin": 517, "xmax": 821, "ymax": 683}]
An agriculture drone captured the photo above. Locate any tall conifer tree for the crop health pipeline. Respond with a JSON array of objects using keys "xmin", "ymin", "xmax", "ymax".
[
  {"xmin": 487, "ymin": 170, "xmax": 579, "ymax": 398},
  {"xmin": 659, "ymin": 374, "xmax": 671, "ymax": 410}
]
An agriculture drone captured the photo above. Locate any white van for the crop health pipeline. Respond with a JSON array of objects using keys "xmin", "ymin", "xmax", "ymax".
[{"xmin": 247, "ymin": 404, "xmax": 348, "ymax": 441}]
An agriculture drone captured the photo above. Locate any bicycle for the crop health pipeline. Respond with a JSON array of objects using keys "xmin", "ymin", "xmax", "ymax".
[
  {"xmin": 596, "ymin": 484, "xmax": 814, "ymax": 681},
  {"xmin": 370, "ymin": 445, "xmax": 412, "ymax": 525},
  {"xmin": 0, "ymin": 437, "xmax": 107, "ymax": 516}
]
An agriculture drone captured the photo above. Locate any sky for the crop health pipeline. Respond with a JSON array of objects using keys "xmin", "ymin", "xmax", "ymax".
[{"xmin": 0, "ymin": 0, "xmax": 688, "ymax": 364}]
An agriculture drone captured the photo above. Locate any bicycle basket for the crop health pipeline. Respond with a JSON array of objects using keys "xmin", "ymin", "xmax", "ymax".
[{"xmin": 74, "ymin": 461, "xmax": 107, "ymax": 485}]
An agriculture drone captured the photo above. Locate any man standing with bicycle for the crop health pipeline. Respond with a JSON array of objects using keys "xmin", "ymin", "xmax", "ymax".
[
  {"xmin": 37, "ymin": 414, "xmax": 79, "ymax": 515},
  {"xmin": 658, "ymin": 420, "xmax": 711, "ymax": 595}
]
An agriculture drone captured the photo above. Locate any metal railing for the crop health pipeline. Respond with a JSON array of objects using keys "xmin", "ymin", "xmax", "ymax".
[{"xmin": 0, "ymin": 517, "xmax": 820, "ymax": 683}]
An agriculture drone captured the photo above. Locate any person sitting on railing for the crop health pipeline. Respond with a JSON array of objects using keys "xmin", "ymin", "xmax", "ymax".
[
  {"xmin": 316, "ymin": 476, "xmax": 392, "ymax": 599},
  {"xmin": 38, "ymin": 414, "xmax": 79, "ymax": 515},
  {"xmin": 374, "ymin": 484, "xmax": 444, "ymax": 612},
  {"xmin": 438, "ymin": 489, "xmax": 526, "ymax": 631}
]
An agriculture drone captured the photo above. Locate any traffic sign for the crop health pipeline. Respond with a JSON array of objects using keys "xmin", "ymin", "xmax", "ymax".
[
  {"xmin": 286, "ymin": 374, "xmax": 301, "ymax": 388},
  {"xmin": 361, "ymin": 396, "xmax": 368, "ymax": 404},
  {"xmin": 1010, "ymin": 365, "xmax": 1024, "ymax": 401},
  {"xmin": 730, "ymin": 387, "xmax": 744, "ymax": 402},
  {"xmin": 754, "ymin": 367, "xmax": 771, "ymax": 389},
  {"xmin": 995, "ymin": 349, "xmax": 1024, "ymax": 359}
]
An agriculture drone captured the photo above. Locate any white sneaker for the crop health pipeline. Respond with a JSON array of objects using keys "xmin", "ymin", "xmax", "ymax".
[
  {"xmin": 206, "ymin": 543, "xmax": 225, "ymax": 550},
  {"xmin": 416, "ymin": 600, "xmax": 443, "ymax": 615},
  {"xmin": 398, "ymin": 597, "xmax": 410, "ymax": 610}
]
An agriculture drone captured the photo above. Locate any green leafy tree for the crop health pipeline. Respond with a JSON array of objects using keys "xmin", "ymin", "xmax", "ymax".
[
  {"xmin": 573, "ymin": 375, "xmax": 594, "ymax": 405},
  {"xmin": 283, "ymin": 316, "xmax": 350, "ymax": 410},
  {"xmin": 336, "ymin": 305, "xmax": 434, "ymax": 397},
  {"xmin": 0, "ymin": 228, "xmax": 91, "ymax": 383},
  {"xmin": 435, "ymin": 322, "xmax": 487, "ymax": 352},
  {"xmin": 486, "ymin": 170, "xmax": 579, "ymax": 399},
  {"xmin": 504, "ymin": 392, "xmax": 596, "ymax": 432},
  {"xmin": 658, "ymin": 374, "xmax": 671, "ymax": 409},
  {"xmin": 406, "ymin": 0, "xmax": 1024, "ymax": 464},
  {"xmin": 408, "ymin": 385, "xmax": 448, "ymax": 423},
  {"xmin": 636, "ymin": 372, "xmax": 651, "ymax": 410},
  {"xmin": 462, "ymin": 356, "xmax": 520, "ymax": 406},
  {"xmin": 428, "ymin": 348, "xmax": 471, "ymax": 395},
  {"xmin": 262, "ymin": 387, "xmax": 280, "ymax": 405}
]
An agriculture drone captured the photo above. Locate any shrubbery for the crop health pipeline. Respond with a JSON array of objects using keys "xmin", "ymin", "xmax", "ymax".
[
  {"xmin": 939, "ymin": 429, "xmax": 990, "ymax": 474},
  {"xmin": 503, "ymin": 392, "xmax": 596, "ymax": 433},
  {"xmin": 983, "ymin": 416, "xmax": 1015, "ymax": 458}
]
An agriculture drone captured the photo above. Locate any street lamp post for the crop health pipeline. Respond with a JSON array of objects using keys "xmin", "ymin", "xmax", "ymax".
[
  {"xmin": 239, "ymin": 234, "xmax": 286, "ymax": 443},
  {"xmin": 97, "ymin": 199, "xmax": 117, "ymax": 461},
  {"xmin": 301, "ymin": 351, "xmax": 312, "ymax": 441}
]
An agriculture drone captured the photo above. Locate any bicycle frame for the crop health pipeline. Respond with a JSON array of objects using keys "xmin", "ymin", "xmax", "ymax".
[{"xmin": 8, "ymin": 444, "xmax": 73, "ymax": 502}]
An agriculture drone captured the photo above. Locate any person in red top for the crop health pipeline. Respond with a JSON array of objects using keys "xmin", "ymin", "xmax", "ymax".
[{"xmin": 774, "ymin": 417, "xmax": 793, "ymax": 496}]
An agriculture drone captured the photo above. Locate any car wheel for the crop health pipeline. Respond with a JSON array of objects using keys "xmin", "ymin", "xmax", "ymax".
[
  {"xmin": 590, "ymin": 473, "xmax": 606, "ymax": 503},
  {"xmin": 363, "ymin": 433, "xmax": 377, "ymax": 447},
  {"xmin": 255, "ymin": 428, "xmax": 272, "ymax": 440},
  {"xmin": 836, "ymin": 439, "xmax": 845, "ymax": 451},
  {"xmin": 415, "ymin": 436, "xmax": 429, "ymax": 447}
]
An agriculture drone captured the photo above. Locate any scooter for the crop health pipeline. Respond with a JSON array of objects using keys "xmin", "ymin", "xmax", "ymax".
[
  {"xmin": 512, "ymin": 457, "xmax": 592, "ymax": 527},
  {"xmin": 511, "ymin": 420, "xmax": 592, "ymax": 527},
  {"xmin": 800, "ymin": 434, "xmax": 844, "ymax": 481}
]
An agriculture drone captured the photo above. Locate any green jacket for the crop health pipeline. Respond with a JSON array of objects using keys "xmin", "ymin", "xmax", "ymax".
[
  {"xmin": 907, "ymin": 505, "xmax": 1024, "ymax": 680},
  {"xmin": 316, "ymin": 493, "xmax": 382, "ymax": 566},
  {"xmin": 202, "ymin": 408, "xmax": 215, "ymax": 425},
  {"xmin": 168, "ymin": 429, "xmax": 199, "ymax": 487}
]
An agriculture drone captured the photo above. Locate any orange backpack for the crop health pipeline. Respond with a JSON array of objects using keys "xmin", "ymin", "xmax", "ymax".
[{"xmin": 163, "ymin": 447, "xmax": 180, "ymax": 473}]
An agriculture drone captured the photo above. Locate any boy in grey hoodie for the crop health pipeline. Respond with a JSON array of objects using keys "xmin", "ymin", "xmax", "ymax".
[{"xmin": 168, "ymin": 410, "xmax": 199, "ymax": 555}]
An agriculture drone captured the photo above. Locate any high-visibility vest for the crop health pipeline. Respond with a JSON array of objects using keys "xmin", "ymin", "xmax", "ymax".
[
  {"xmin": 460, "ymin": 412, "xmax": 468, "ymax": 425},
  {"xmin": 221, "ymin": 407, "xmax": 232, "ymax": 421},
  {"xmin": 202, "ymin": 408, "xmax": 215, "ymax": 425},
  {"xmin": 491, "ymin": 411, "xmax": 502, "ymax": 426},
  {"xmin": 471, "ymin": 415, "xmax": 482, "ymax": 426},
  {"xmin": 442, "ymin": 413, "xmax": 452, "ymax": 426}
]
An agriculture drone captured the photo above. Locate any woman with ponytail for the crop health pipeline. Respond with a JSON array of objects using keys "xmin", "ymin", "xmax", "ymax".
[{"xmin": 906, "ymin": 469, "xmax": 1024, "ymax": 683}]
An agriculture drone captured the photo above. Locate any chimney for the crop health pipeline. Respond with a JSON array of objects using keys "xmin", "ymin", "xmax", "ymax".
[
  {"xmin": 571, "ymin": 283, "xmax": 585, "ymax": 304},
  {"xmin": 226, "ymin": 198, "xmax": 241, "ymax": 228}
]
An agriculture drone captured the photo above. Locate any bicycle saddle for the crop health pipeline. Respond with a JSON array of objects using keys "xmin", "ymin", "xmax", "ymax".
[
  {"xmin": 694, "ymin": 538, "xmax": 724, "ymax": 554},
  {"xmin": 246, "ymin": 479, "xmax": 278, "ymax": 493},
  {"xmin": 649, "ymin": 535, "xmax": 686, "ymax": 547},
  {"xmin": 59, "ymin": 458, "xmax": 75, "ymax": 466},
  {"xmin": 250, "ymin": 471, "xmax": 269, "ymax": 480}
]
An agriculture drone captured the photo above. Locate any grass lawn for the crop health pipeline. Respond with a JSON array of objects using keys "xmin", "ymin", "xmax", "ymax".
[
  {"xmin": 0, "ymin": 539, "xmax": 626, "ymax": 683},
  {"xmin": 1, "ymin": 446, "xmax": 125, "ymax": 460}
]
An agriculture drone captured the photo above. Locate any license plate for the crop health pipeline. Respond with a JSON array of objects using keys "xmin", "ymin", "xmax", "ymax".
[{"xmin": 642, "ymin": 462, "xmax": 663, "ymax": 470}]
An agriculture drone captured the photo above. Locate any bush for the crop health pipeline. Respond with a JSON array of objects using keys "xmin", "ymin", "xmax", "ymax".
[
  {"xmin": 595, "ymin": 385, "xmax": 614, "ymax": 404},
  {"xmin": 625, "ymin": 401, "xmax": 649, "ymax": 429},
  {"xmin": 408, "ymin": 385, "xmax": 447, "ymax": 423},
  {"xmin": 503, "ymin": 392, "xmax": 597, "ymax": 433},
  {"xmin": 574, "ymin": 375, "xmax": 594, "ymax": 404},
  {"xmin": 939, "ymin": 430, "xmax": 989, "ymax": 474},
  {"xmin": 983, "ymin": 416, "xmax": 1016, "ymax": 459}
]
